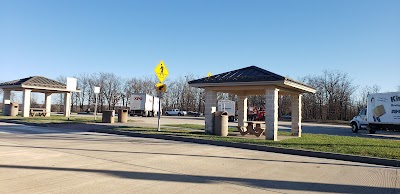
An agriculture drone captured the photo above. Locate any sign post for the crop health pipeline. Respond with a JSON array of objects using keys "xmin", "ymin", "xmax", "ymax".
[
  {"xmin": 157, "ymin": 92, "xmax": 162, "ymax": 131},
  {"xmin": 154, "ymin": 60, "xmax": 169, "ymax": 132},
  {"xmin": 94, "ymin": 87, "xmax": 100, "ymax": 121}
]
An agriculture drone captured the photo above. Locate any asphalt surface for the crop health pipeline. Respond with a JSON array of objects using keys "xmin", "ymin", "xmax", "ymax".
[
  {"xmin": 80, "ymin": 114, "xmax": 400, "ymax": 140},
  {"xmin": 0, "ymin": 122, "xmax": 399, "ymax": 193}
]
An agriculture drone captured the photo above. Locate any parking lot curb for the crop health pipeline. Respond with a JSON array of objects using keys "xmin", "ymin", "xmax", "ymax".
[{"xmin": 90, "ymin": 128, "xmax": 400, "ymax": 168}]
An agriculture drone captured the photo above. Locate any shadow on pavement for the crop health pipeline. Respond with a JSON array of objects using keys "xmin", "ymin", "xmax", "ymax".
[
  {"xmin": 0, "ymin": 143, "xmax": 393, "ymax": 169},
  {"xmin": 0, "ymin": 164, "xmax": 395, "ymax": 193}
]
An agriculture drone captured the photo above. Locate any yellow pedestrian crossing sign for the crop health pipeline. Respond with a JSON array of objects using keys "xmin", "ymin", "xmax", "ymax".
[{"xmin": 154, "ymin": 60, "xmax": 169, "ymax": 83}]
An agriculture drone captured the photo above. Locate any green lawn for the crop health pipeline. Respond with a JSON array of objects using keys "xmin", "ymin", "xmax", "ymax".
[{"xmin": 115, "ymin": 125, "xmax": 400, "ymax": 160}]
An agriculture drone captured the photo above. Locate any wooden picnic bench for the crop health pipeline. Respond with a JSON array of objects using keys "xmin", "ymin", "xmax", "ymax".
[
  {"xmin": 239, "ymin": 121, "xmax": 265, "ymax": 137},
  {"xmin": 30, "ymin": 108, "xmax": 47, "ymax": 117}
]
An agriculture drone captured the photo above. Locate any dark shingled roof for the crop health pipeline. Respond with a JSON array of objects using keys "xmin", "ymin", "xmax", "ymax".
[
  {"xmin": 188, "ymin": 66, "xmax": 308, "ymax": 86},
  {"xmin": 0, "ymin": 76, "xmax": 66, "ymax": 89}
]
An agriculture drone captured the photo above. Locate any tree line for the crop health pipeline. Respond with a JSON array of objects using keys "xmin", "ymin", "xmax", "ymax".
[{"xmin": 1, "ymin": 70, "xmax": 399, "ymax": 121}]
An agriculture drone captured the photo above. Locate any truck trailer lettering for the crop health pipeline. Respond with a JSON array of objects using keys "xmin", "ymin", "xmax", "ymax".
[{"xmin": 391, "ymin": 95, "xmax": 400, "ymax": 102}]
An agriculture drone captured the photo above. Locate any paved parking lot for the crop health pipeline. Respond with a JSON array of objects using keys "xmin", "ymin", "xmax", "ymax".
[
  {"xmin": 96, "ymin": 115, "xmax": 400, "ymax": 140},
  {"xmin": 0, "ymin": 122, "xmax": 398, "ymax": 193}
]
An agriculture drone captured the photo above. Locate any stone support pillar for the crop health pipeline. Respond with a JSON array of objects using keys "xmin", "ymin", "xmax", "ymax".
[
  {"xmin": 265, "ymin": 88, "xmax": 279, "ymax": 141},
  {"xmin": 237, "ymin": 95, "xmax": 248, "ymax": 129},
  {"xmin": 2, "ymin": 90, "xmax": 11, "ymax": 115},
  {"xmin": 204, "ymin": 89, "xmax": 217, "ymax": 134},
  {"xmin": 45, "ymin": 93, "xmax": 52, "ymax": 117},
  {"xmin": 64, "ymin": 92, "xmax": 71, "ymax": 117},
  {"xmin": 291, "ymin": 94, "xmax": 302, "ymax": 137},
  {"xmin": 22, "ymin": 89, "xmax": 32, "ymax": 117}
]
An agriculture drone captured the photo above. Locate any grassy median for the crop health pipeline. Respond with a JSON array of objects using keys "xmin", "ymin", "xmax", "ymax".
[{"xmin": 116, "ymin": 124, "xmax": 400, "ymax": 160}]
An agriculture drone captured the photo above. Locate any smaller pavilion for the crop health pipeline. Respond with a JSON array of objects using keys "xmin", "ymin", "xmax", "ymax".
[
  {"xmin": 188, "ymin": 66, "xmax": 316, "ymax": 141},
  {"xmin": 0, "ymin": 76, "xmax": 73, "ymax": 117}
]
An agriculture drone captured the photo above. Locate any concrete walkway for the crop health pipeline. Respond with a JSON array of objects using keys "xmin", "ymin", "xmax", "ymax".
[{"xmin": 0, "ymin": 122, "xmax": 399, "ymax": 193}]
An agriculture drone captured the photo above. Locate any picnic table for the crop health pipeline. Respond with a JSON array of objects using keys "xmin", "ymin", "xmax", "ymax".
[
  {"xmin": 239, "ymin": 121, "xmax": 265, "ymax": 137},
  {"xmin": 30, "ymin": 108, "xmax": 47, "ymax": 117}
]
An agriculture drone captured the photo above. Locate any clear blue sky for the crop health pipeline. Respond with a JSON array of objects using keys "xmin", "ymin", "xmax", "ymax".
[{"xmin": 1, "ymin": 0, "xmax": 399, "ymax": 92}]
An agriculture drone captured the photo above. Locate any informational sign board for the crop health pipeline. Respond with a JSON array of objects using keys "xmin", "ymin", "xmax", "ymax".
[
  {"xmin": 66, "ymin": 77, "xmax": 77, "ymax": 91},
  {"xmin": 367, "ymin": 92, "xmax": 400, "ymax": 124},
  {"xmin": 94, "ymin": 87, "xmax": 100, "ymax": 94}
]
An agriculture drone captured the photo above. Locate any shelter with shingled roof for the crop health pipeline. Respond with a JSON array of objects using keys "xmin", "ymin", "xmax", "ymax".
[
  {"xmin": 0, "ymin": 76, "xmax": 76, "ymax": 117},
  {"xmin": 188, "ymin": 66, "xmax": 316, "ymax": 141}
]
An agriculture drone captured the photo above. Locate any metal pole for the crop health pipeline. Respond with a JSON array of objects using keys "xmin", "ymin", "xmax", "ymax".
[
  {"xmin": 94, "ymin": 93, "xmax": 98, "ymax": 121},
  {"xmin": 157, "ymin": 92, "xmax": 161, "ymax": 132}
]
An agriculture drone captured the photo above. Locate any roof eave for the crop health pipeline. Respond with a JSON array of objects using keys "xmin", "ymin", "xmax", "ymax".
[
  {"xmin": 283, "ymin": 80, "xmax": 316, "ymax": 93},
  {"xmin": 21, "ymin": 84, "xmax": 80, "ymax": 92},
  {"xmin": 189, "ymin": 81, "xmax": 285, "ymax": 88},
  {"xmin": 0, "ymin": 85, "xmax": 23, "ymax": 90}
]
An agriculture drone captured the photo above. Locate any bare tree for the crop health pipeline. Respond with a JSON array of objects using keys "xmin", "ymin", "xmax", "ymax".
[
  {"xmin": 120, "ymin": 78, "xmax": 132, "ymax": 108},
  {"xmin": 300, "ymin": 70, "xmax": 356, "ymax": 121},
  {"xmin": 54, "ymin": 76, "xmax": 67, "ymax": 112},
  {"xmin": 356, "ymin": 85, "xmax": 381, "ymax": 110},
  {"xmin": 74, "ymin": 74, "xmax": 90, "ymax": 112},
  {"xmin": 100, "ymin": 73, "xmax": 122, "ymax": 110},
  {"xmin": 30, "ymin": 93, "xmax": 40, "ymax": 108}
]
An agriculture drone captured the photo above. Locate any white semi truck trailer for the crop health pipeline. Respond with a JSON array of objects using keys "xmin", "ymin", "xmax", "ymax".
[
  {"xmin": 350, "ymin": 92, "xmax": 400, "ymax": 133},
  {"xmin": 129, "ymin": 93, "xmax": 160, "ymax": 117},
  {"xmin": 217, "ymin": 100, "xmax": 236, "ymax": 122}
]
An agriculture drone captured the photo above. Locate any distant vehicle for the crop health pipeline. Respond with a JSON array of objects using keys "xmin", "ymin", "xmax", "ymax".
[
  {"xmin": 129, "ymin": 93, "xmax": 160, "ymax": 117},
  {"xmin": 350, "ymin": 92, "xmax": 400, "ymax": 134},
  {"xmin": 281, "ymin": 115, "xmax": 292, "ymax": 120},
  {"xmin": 165, "ymin": 109, "xmax": 187, "ymax": 116},
  {"xmin": 187, "ymin": 111, "xmax": 202, "ymax": 117},
  {"xmin": 247, "ymin": 106, "xmax": 266, "ymax": 121},
  {"xmin": 218, "ymin": 100, "xmax": 236, "ymax": 122}
]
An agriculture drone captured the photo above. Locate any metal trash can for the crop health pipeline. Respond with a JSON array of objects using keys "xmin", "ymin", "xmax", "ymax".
[
  {"xmin": 118, "ymin": 109, "xmax": 128, "ymax": 123},
  {"xmin": 214, "ymin": 111, "xmax": 229, "ymax": 136},
  {"xmin": 102, "ymin": 110, "xmax": 115, "ymax": 123}
]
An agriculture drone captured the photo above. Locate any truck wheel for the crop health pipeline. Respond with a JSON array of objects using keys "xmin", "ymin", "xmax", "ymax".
[
  {"xmin": 351, "ymin": 123, "xmax": 359, "ymax": 133},
  {"xmin": 165, "ymin": 113, "xmax": 169, "ymax": 116},
  {"xmin": 368, "ymin": 129, "xmax": 376, "ymax": 134},
  {"xmin": 178, "ymin": 113, "xmax": 182, "ymax": 116},
  {"xmin": 228, "ymin": 116, "xmax": 234, "ymax": 122}
]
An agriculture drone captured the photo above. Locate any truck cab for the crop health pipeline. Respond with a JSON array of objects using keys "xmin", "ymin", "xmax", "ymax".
[{"xmin": 350, "ymin": 108, "xmax": 368, "ymax": 133}]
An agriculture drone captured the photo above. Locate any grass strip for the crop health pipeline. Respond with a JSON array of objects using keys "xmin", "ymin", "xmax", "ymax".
[{"xmin": 114, "ymin": 126, "xmax": 400, "ymax": 160}]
